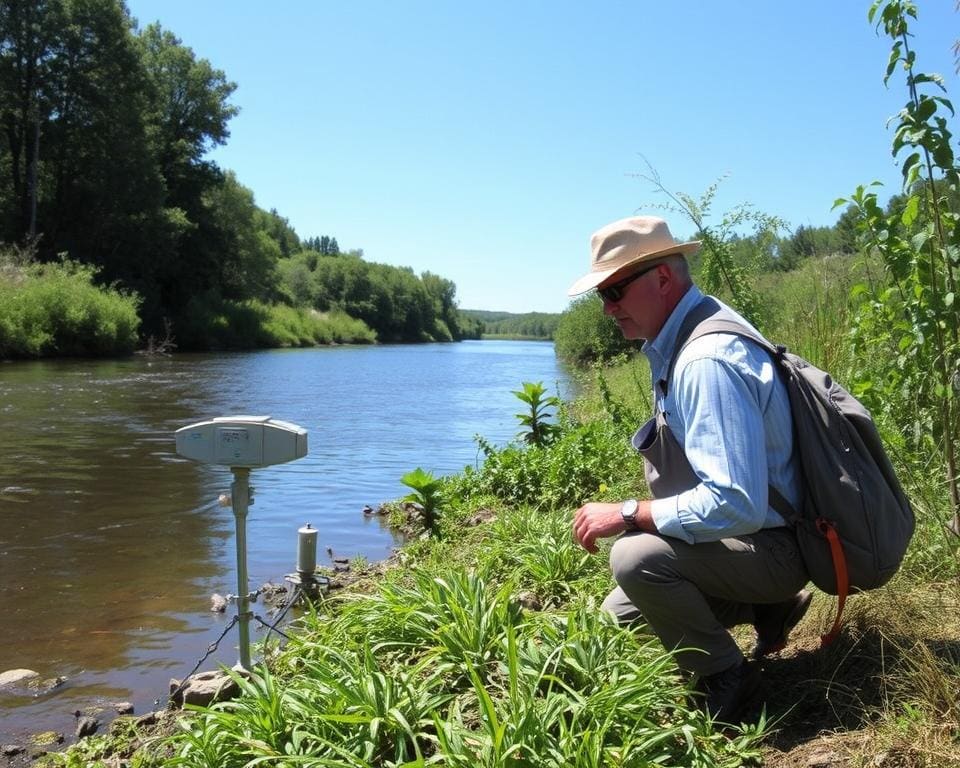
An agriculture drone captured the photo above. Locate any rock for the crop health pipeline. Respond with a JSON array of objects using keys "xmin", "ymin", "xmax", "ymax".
[
  {"xmin": 2, "ymin": 745, "xmax": 24, "ymax": 757},
  {"xmin": 75, "ymin": 716, "xmax": 100, "ymax": 738},
  {"xmin": 0, "ymin": 668, "xmax": 39, "ymax": 688},
  {"xmin": 209, "ymin": 593, "xmax": 228, "ymax": 613},
  {"xmin": 28, "ymin": 731, "xmax": 63, "ymax": 747},
  {"xmin": 27, "ymin": 675, "xmax": 66, "ymax": 694},
  {"xmin": 169, "ymin": 670, "xmax": 241, "ymax": 708},
  {"xmin": 113, "ymin": 701, "xmax": 134, "ymax": 715},
  {"xmin": 134, "ymin": 711, "xmax": 158, "ymax": 728},
  {"xmin": 258, "ymin": 582, "xmax": 288, "ymax": 608},
  {"xmin": 466, "ymin": 509, "xmax": 498, "ymax": 526},
  {"xmin": 515, "ymin": 591, "xmax": 542, "ymax": 611}
]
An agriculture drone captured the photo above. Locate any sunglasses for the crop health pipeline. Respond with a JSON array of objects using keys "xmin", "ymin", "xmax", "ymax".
[{"xmin": 596, "ymin": 262, "xmax": 661, "ymax": 303}]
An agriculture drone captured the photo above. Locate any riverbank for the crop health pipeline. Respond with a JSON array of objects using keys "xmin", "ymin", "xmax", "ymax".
[
  {"xmin": 20, "ymin": 355, "xmax": 960, "ymax": 767},
  {"xmin": 19, "ymin": 508, "xmax": 960, "ymax": 767}
]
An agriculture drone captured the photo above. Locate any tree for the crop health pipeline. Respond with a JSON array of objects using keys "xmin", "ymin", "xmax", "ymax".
[
  {"xmin": 0, "ymin": 0, "xmax": 62, "ymax": 238},
  {"xmin": 841, "ymin": 0, "xmax": 960, "ymax": 533},
  {"xmin": 202, "ymin": 171, "xmax": 280, "ymax": 302},
  {"xmin": 260, "ymin": 208, "xmax": 300, "ymax": 257},
  {"xmin": 134, "ymin": 21, "xmax": 238, "ymax": 324}
]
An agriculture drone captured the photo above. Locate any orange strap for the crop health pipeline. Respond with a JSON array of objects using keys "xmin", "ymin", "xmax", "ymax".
[{"xmin": 817, "ymin": 518, "xmax": 848, "ymax": 647}]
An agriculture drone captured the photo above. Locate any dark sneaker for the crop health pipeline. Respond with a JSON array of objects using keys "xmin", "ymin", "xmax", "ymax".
[
  {"xmin": 694, "ymin": 659, "xmax": 762, "ymax": 723},
  {"xmin": 752, "ymin": 589, "xmax": 813, "ymax": 660}
]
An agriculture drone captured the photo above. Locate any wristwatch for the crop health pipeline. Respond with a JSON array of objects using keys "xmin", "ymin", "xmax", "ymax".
[{"xmin": 620, "ymin": 498, "xmax": 639, "ymax": 530}]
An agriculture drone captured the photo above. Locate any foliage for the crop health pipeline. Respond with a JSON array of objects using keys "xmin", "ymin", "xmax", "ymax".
[
  {"xmin": 448, "ymin": 415, "xmax": 642, "ymax": 512},
  {"xmin": 160, "ymin": 563, "xmax": 763, "ymax": 768},
  {"xmin": 837, "ymin": 0, "xmax": 960, "ymax": 533},
  {"xmin": 553, "ymin": 293, "xmax": 637, "ymax": 366},
  {"xmin": 0, "ymin": 253, "xmax": 140, "ymax": 358},
  {"xmin": 778, "ymin": 217, "xmax": 858, "ymax": 267},
  {"xmin": 512, "ymin": 380, "xmax": 562, "ymax": 446},
  {"xmin": 174, "ymin": 292, "xmax": 375, "ymax": 350},
  {"xmin": 753, "ymin": 252, "xmax": 861, "ymax": 376},
  {"xmin": 277, "ymin": 252, "xmax": 472, "ymax": 344},
  {"xmin": 639, "ymin": 165, "xmax": 786, "ymax": 331},
  {"xmin": 302, "ymin": 234, "xmax": 340, "ymax": 255},
  {"xmin": 401, "ymin": 467, "xmax": 444, "ymax": 535},
  {"xmin": 472, "ymin": 502, "xmax": 598, "ymax": 604},
  {"xmin": 0, "ymin": 0, "xmax": 472, "ymax": 355},
  {"xmin": 461, "ymin": 309, "xmax": 561, "ymax": 339}
]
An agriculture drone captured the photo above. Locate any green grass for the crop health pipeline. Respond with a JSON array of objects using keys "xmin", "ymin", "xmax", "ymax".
[{"xmin": 158, "ymin": 573, "xmax": 765, "ymax": 768}]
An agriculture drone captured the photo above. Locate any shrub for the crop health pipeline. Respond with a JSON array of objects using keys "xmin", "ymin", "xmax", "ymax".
[
  {"xmin": 0, "ymin": 256, "xmax": 140, "ymax": 358},
  {"xmin": 174, "ymin": 294, "xmax": 376, "ymax": 350},
  {"xmin": 553, "ymin": 294, "xmax": 637, "ymax": 366},
  {"xmin": 448, "ymin": 416, "xmax": 642, "ymax": 511}
]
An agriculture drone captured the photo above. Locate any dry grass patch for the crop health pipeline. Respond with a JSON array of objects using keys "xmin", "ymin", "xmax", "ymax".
[{"xmin": 749, "ymin": 580, "xmax": 960, "ymax": 767}]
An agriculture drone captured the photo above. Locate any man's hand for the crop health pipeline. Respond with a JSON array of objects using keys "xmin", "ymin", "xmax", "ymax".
[{"xmin": 573, "ymin": 502, "xmax": 627, "ymax": 554}]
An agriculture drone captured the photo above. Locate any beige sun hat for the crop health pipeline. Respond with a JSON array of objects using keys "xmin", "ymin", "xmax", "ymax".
[{"xmin": 567, "ymin": 215, "xmax": 701, "ymax": 296}]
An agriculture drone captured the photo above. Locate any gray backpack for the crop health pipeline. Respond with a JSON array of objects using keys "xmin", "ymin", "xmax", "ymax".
[{"xmin": 673, "ymin": 298, "xmax": 915, "ymax": 645}]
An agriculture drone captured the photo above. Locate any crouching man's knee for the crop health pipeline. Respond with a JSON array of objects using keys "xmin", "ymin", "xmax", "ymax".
[{"xmin": 608, "ymin": 532, "xmax": 676, "ymax": 589}]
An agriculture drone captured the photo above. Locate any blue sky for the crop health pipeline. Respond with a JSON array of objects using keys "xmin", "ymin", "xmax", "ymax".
[{"xmin": 124, "ymin": 1, "xmax": 959, "ymax": 314}]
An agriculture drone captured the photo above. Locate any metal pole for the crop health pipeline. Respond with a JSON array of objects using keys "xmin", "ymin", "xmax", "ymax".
[{"xmin": 231, "ymin": 467, "xmax": 252, "ymax": 670}]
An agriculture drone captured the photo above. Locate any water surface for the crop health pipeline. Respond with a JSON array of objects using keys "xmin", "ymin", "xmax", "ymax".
[{"xmin": 0, "ymin": 340, "xmax": 569, "ymax": 742}]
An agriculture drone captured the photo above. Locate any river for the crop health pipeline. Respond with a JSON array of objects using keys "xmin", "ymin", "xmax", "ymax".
[{"xmin": 0, "ymin": 340, "xmax": 570, "ymax": 743}]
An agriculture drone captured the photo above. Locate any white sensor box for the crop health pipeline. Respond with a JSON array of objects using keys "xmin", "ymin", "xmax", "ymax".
[{"xmin": 175, "ymin": 415, "xmax": 308, "ymax": 468}]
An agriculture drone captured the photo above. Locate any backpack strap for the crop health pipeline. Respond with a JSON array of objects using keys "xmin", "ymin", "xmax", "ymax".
[{"xmin": 662, "ymin": 300, "xmax": 800, "ymax": 524}]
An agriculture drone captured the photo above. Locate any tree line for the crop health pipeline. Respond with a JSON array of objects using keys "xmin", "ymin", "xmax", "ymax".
[
  {"xmin": 461, "ymin": 310, "xmax": 560, "ymax": 339},
  {"xmin": 0, "ymin": 0, "xmax": 476, "ymax": 354}
]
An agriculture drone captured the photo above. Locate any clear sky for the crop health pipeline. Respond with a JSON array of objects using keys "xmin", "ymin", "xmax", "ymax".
[{"xmin": 124, "ymin": 1, "xmax": 958, "ymax": 314}]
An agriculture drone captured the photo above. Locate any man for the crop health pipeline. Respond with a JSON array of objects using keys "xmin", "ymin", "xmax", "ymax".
[{"xmin": 568, "ymin": 215, "xmax": 811, "ymax": 723}]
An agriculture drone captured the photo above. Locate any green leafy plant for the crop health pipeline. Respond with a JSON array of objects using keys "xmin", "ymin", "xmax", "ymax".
[
  {"xmin": 837, "ymin": 0, "xmax": 960, "ymax": 535},
  {"xmin": 637, "ymin": 162, "xmax": 787, "ymax": 330},
  {"xmin": 400, "ymin": 467, "xmax": 444, "ymax": 536},
  {"xmin": 512, "ymin": 381, "xmax": 562, "ymax": 446},
  {"xmin": 0, "ymin": 254, "xmax": 141, "ymax": 358},
  {"xmin": 452, "ymin": 417, "xmax": 640, "ymax": 511}
]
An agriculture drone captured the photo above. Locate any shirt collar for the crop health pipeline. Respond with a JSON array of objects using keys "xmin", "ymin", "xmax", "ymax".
[{"xmin": 641, "ymin": 284, "xmax": 704, "ymax": 383}]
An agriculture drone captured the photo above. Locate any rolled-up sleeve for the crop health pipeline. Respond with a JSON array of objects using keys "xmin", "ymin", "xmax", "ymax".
[{"xmin": 650, "ymin": 353, "xmax": 769, "ymax": 544}]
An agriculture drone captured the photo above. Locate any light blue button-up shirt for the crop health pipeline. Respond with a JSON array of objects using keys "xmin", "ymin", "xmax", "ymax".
[{"xmin": 642, "ymin": 286, "xmax": 800, "ymax": 544}]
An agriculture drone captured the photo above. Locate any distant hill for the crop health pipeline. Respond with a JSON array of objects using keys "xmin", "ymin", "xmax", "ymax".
[{"xmin": 459, "ymin": 310, "xmax": 561, "ymax": 340}]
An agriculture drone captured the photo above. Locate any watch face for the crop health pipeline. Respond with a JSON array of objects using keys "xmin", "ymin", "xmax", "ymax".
[{"xmin": 621, "ymin": 499, "xmax": 638, "ymax": 523}]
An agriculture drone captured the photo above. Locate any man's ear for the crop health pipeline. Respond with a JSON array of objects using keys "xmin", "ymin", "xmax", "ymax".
[{"xmin": 655, "ymin": 263, "xmax": 673, "ymax": 293}]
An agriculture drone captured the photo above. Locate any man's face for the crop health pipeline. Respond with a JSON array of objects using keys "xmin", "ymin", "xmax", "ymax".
[{"xmin": 597, "ymin": 263, "xmax": 668, "ymax": 341}]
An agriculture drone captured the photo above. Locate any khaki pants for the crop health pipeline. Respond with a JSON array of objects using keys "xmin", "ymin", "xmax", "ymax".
[{"xmin": 603, "ymin": 527, "xmax": 808, "ymax": 676}]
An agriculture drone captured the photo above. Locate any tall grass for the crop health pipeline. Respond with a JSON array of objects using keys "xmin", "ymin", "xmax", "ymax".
[{"xmin": 753, "ymin": 253, "xmax": 861, "ymax": 380}]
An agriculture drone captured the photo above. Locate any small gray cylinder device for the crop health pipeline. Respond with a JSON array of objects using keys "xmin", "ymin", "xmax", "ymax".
[{"xmin": 297, "ymin": 523, "xmax": 318, "ymax": 575}]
